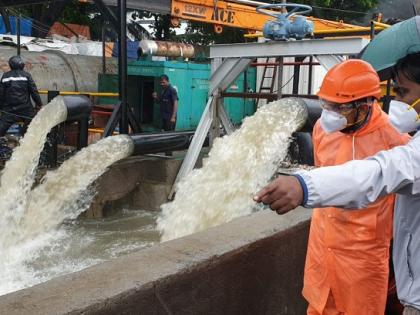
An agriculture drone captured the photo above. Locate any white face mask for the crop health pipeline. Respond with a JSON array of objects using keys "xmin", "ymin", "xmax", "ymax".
[
  {"xmin": 388, "ymin": 100, "xmax": 420, "ymax": 133},
  {"xmin": 320, "ymin": 109, "xmax": 348, "ymax": 134}
]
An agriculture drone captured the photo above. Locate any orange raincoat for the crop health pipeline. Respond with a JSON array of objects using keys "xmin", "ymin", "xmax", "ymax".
[{"xmin": 303, "ymin": 103, "xmax": 410, "ymax": 315}]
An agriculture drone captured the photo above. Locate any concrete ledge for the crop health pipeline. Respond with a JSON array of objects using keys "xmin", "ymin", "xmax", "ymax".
[
  {"xmin": 87, "ymin": 157, "xmax": 183, "ymax": 217},
  {"xmin": 0, "ymin": 208, "xmax": 311, "ymax": 315}
]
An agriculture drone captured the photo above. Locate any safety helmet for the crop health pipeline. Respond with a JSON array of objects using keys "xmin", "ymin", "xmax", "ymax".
[
  {"xmin": 8, "ymin": 55, "xmax": 25, "ymax": 70},
  {"xmin": 317, "ymin": 59, "xmax": 381, "ymax": 104}
]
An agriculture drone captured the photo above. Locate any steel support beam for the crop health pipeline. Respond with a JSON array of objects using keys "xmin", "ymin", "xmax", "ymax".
[
  {"xmin": 218, "ymin": 102, "xmax": 234, "ymax": 135},
  {"xmin": 210, "ymin": 38, "xmax": 369, "ymax": 59},
  {"xmin": 210, "ymin": 58, "xmax": 253, "ymax": 95},
  {"xmin": 172, "ymin": 37, "xmax": 369, "ymax": 196},
  {"xmin": 118, "ymin": 0, "xmax": 128, "ymax": 134},
  {"xmin": 169, "ymin": 96, "xmax": 215, "ymax": 199}
]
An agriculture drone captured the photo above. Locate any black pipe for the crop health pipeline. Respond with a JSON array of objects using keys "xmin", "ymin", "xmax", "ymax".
[
  {"xmin": 78, "ymin": 118, "xmax": 89, "ymax": 149},
  {"xmin": 63, "ymin": 95, "xmax": 91, "ymax": 151},
  {"xmin": 16, "ymin": 16, "xmax": 20, "ymax": 56},
  {"xmin": 130, "ymin": 130, "xmax": 195, "ymax": 138},
  {"xmin": 130, "ymin": 134, "xmax": 190, "ymax": 156},
  {"xmin": 63, "ymin": 95, "xmax": 92, "ymax": 121},
  {"xmin": 292, "ymin": 57, "xmax": 303, "ymax": 94},
  {"xmin": 118, "ymin": 0, "xmax": 128, "ymax": 134},
  {"xmin": 129, "ymin": 131, "xmax": 210, "ymax": 155},
  {"xmin": 307, "ymin": 56, "xmax": 313, "ymax": 94}
]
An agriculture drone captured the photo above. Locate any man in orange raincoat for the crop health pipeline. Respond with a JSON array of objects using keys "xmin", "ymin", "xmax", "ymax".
[{"xmin": 303, "ymin": 59, "xmax": 410, "ymax": 315}]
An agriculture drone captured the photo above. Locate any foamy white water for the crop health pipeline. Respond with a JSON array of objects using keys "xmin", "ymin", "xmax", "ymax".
[
  {"xmin": 157, "ymin": 99, "xmax": 307, "ymax": 241},
  {"xmin": 22, "ymin": 135, "xmax": 134, "ymax": 243},
  {"xmin": 0, "ymin": 208, "xmax": 158, "ymax": 296},
  {"xmin": 0, "ymin": 97, "xmax": 67, "ymax": 249},
  {"xmin": 0, "ymin": 135, "xmax": 134, "ymax": 296}
]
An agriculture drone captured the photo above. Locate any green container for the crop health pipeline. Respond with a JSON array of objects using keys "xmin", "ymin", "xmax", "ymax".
[{"xmin": 98, "ymin": 59, "xmax": 256, "ymax": 131}]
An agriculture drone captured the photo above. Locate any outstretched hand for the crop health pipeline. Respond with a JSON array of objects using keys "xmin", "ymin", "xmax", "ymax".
[{"xmin": 253, "ymin": 175, "xmax": 304, "ymax": 215}]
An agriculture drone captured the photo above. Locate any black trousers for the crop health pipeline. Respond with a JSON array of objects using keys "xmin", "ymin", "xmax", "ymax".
[
  {"xmin": 162, "ymin": 118, "xmax": 176, "ymax": 131},
  {"xmin": 0, "ymin": 106, "xmax": 35, "ymax": 137}
]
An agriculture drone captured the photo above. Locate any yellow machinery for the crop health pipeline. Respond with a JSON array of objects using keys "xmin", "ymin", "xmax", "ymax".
[{"xmin": 169, "ymin": 0, "xmax": 387, "ymax": 36}]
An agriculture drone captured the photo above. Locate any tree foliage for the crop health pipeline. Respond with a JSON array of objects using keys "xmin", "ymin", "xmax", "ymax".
[
  {"xmin": 301, "ymin": 0, "xmax": 378, "ymax": 21},
  {"xmin": 12, "ymin": 0, "xmax": 378, "ymax": 42}
]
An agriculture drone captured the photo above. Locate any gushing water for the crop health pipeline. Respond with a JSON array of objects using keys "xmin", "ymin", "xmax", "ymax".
[
  {"xmin": 22, "ymin": 135, "xmax": 134, "ymax": 242},
  {"xmin": 157, "ymin": 99, "xmax": 307, "ymax": 241},
  {"xmin": 0, "ymin": 118, "xmax": 134, "ymax": 296},
  {"xmin": 0, "ymin": 97, "xmax": 67, "ymax": 249}
]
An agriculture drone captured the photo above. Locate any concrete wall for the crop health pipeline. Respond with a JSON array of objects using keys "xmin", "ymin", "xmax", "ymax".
[
  {"xmin": 86, "ymin": 157, "xmax": 183, "ymax": 217},
  {"xmin": 0, "ymin": 208, "xmax": 311, "ymax": 315}
]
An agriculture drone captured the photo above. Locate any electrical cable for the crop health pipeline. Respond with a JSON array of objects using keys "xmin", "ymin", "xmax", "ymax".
[{"xmin": 311, "ymin": 5, "xmax": 370, "ymax": 15}]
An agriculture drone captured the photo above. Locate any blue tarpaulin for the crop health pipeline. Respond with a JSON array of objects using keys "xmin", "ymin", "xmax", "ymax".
[
  {"xmin": 112, "ymin": 41, "xmax": 140, "ymax": 59},
  {"xmin": 0, "ymin": 16, "xmax": 32, "ymax": 36}
]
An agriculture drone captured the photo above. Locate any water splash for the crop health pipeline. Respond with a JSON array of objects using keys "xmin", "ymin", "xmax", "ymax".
[
  {"xmin": 21, "ymin": 135, "xmax": 134, "ymax": 244},
  {"xmin": 0, "ymin": 97, "xmax": 67, "ymax": 249},
  {"xmin": 157, "ymin": 99, "xmax": 307, "ymax": 241},
  {"xmin": 0, "ymin": 130, "xmax": 134, "ymax": 296}
]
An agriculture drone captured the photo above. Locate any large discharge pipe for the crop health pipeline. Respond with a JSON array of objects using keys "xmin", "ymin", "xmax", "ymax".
[
  {"xmin": 43, "ymin": 95, "xmax": 92, "ymax": 168},
  {"xmin": 127, "ymin": 98, "xmax": 321, "ymax": 157},
  {"xmin": 64, "ymin": 95, "xmax": 92, "ymax": 122},
  {"xmin": 0, "ymin": 49, "xmax": 117, "ymax": 94},
  {"xmin": 129, "ymin": 131, "xmax": 199, "ymax": 156},
  {"xmin": 293, "ymin": 97, "xmax": 322, "ymax": 132},
  {"xmin": 286, "ymin": 97, "xmax": 322, "ymax": 165}
]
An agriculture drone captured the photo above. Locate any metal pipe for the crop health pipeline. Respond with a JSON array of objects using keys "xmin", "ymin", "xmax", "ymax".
[
  {"xmin": 129, "ymin": 131, "xmax": 209, "ymax": 156},
  {"xmin": 372, "ymin": 21, "xmax": 391, "ymax": 29},
  {"xmin": 138, "ymin": 40, "xmax": 195, "ymax": 58},
  {"xmin": 292, "ymin": 57, "xmax": 303, "ymax": 95},
  {"xmin": 250, "ymin": 61, "xmax": 320, "ymax": 66},
  {"xmin": 221, "ymin": 91, "xmax": 318, "ymax": 100},
  {"xmin": 296, "ymin": 98, "xmax": 322, "ymax": 132},
  {"xmin": 118, "ymin": 0, "xmax": 128, "ymax": 134},
  {"xmin": 307, "ymin": 56, "xmax": 313, "ymax": 95},
  {"xmin": 0, "ymin": 50, "xmax": 118, "ymax": 93},
  {"xmin": 63, "ymin": 95, "xmax": 92, "ymax": 121},
  {"xmin": 39, "ymin": 91, "xmax": 118, "ymax": 97},
  {"xmin": 102, "ymin": 18, "xmax": 106, "ymax": 74},
  {"xmin": 78, "ymin": 118, "xmax": 89, "ymax": 149},
  {"xmin": 315, "ymin": 26, "xmax": 385, "ymax": 34},
  {"xmin": 277, "ymin": 57, "xmax": 283, "ymax": 99},
  {"xmin": 130, "ymin": 134, "xmax": 189, "ymax": 155},
  {"xmin": 16, "ymin": 16, "xmax": 20, "ymax": 56}
]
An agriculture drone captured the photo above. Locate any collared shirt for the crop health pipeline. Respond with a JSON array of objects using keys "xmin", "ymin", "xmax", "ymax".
[{"xmin": 159, "ymin": 85, "xmax": 178, "ymax": 119}]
